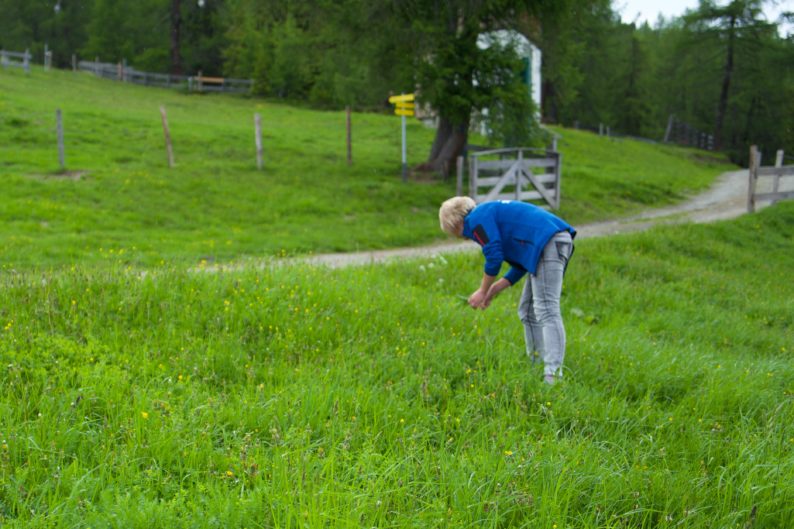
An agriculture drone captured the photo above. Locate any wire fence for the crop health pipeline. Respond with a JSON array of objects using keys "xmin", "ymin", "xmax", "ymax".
[
  {"xmin": 567, "ymin": 115, "xmax": 715, "ymax": 152},
  {"xmin": 78, "ymin": 59, "xmax": 253, "ymax": 94},
  {"xmin": 1, "ymin": 46, "xmax": 252, "ymax": 95}
]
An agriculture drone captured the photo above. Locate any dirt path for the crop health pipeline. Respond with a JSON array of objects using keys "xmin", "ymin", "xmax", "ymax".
[
  {"xmin": 207, "ymin": 168, "xmax": 758, "ymax": 271},
  {"xmin": 286, "ymin": 169, "xmax": 752, "ymax": 269}
]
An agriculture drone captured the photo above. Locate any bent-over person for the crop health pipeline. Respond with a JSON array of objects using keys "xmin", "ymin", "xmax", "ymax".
[{"xmin": 439, "ymin": 197, "xmax": 576, "ymax": 385}]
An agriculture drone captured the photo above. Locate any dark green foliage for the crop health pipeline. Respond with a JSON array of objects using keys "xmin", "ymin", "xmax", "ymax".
[
  {"xmin": 0, "ymin": 0, "xmax": 93, "ymax": 67},
  {"xmin": 0, "ymin": 0, "xmax": 791, "ymax": 161},
  {"xmin": 539, "ymin": 0, "xmax": 793, "ymax": 164}
]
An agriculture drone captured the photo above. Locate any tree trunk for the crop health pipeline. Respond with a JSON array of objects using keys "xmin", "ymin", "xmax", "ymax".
[
  {"xmin": 416, "ymin": 116, "xmax": 469, "ymax": 177},
  {"xmin": 170, "ymin": 0, "xmax": 182, "ymax": 76},
  {"xmin": 428, "ymin": 118, "xmax": 453, "ymax": 162},
  {"xmin": 714, "ymin": 13, "xmax": 736, "ymax": 151},
  {"xmin": 542, "ymin": 78, "xmax": 558, "ymax": 124}
]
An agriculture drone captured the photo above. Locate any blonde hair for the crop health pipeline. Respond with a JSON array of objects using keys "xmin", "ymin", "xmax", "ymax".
[{"xmin": 439, "ymin": 196, "xmax": 476, "ymax": 236}]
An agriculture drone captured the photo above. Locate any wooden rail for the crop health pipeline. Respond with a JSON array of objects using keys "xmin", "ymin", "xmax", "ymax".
[
  {"xmin": 747, "ymin": 146, "xmax": 794, "ymax": 212},
  {"xmin": 77, "ymin": 60, "xmax": 252, "ymax": 94},
  {"xmin": 0, "ymin": 49, "xmax": 31, "ymax": 73},
  {"xmin": 188, "ymin": 71, "xmax": 252, "ymax": 93},
  {"xmin": 468, "ymin": 147, "xmax": 562, "ymax": 209}
]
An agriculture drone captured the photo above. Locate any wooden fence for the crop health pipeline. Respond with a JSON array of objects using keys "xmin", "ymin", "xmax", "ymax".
[
  {"xmin": 77, "ymin": 59, "xmax": 252, "ymax": 94},
  {"xmin": 79, "ymin": 60, "xmax": 190, "ymax": 88},
  {"xmin": 188, "ymin": 73, "xmax": 252, "ymax": 94},
  {"xmin": 0, "ymin": 49, "xmax": 31, "ymax": 73},
  {"xmin": 465, "ymin": 147, "xmax": 562, "ymax": 209},
  {"xmin": 664, "ymin": 114, "xmax": 714, "ymax": 151},
  {"xmin": 747, "ymin": 146, "xmax": 794, "ymax": 212}
]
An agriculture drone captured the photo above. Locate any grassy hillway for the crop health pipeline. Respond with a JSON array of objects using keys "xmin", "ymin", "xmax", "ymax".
[
  {"xmin": 1, "ymin": 202, "xmax": 792, "ymax": 528},
  {"xmin": 264, "ymin": 167, "xmax": 752, "ymax": 270},
  {"xmin": 0, "ymin": 65, "xmax": 736, "ymax": 270},
  {"xmin": 2, "ymin": 65, "xmax": 791, "ymax": 528}
]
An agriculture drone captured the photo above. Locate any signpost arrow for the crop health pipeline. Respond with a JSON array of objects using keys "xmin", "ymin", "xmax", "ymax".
[
  {"xmin": 388, "ymin": 94, "xmax": 415, "ymax": 104},
  {"xmin": 389, "ymin": 93, "xmax": 416, "ymax": 182}
]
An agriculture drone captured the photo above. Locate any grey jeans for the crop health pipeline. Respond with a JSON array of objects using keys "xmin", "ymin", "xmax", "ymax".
[{"xmin": 517, "ymin": 231, "xmax": 573, "ymax": 377}]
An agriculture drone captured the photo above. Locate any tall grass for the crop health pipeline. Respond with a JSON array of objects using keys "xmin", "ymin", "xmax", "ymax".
[{"xmin": 1, "ymin": 202, "xmax": 791, "ymax": 528}]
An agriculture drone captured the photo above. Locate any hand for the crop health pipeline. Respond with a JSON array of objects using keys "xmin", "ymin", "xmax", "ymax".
[
  {"xmin": 482, "ymin": 279, "xmax": 510, "ymax": 309},
  {"xmin": 481, "ymin": 290, "xmax": 495, "ymax": 309},
  {"xmin": 468, "ymin": 289, "xmax": 487, "ymax": 309}
]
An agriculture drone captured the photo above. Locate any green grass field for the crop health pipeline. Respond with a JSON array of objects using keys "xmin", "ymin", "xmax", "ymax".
[
  {"xmin": 1, "ymin": 66, "xmax": 734, "ymax": 269},
  {"xmin": 2, "ymin": 65, "xmax": 790, "ymax": 528},
  {"xmin": 1, "ymin": 202, "xmax": 792, "ymax": 528}
]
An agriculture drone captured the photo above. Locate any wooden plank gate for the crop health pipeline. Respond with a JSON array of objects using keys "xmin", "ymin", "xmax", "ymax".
[
  {"xmin": 0, "ymin": 49, "xmax": 31, "ymax": 73},
  {"xmin": 747, "ymin": 146, "xmax": 794, "ymax": 212},
  {"xmin": 468, "ymin": 147, "xmax": 562, "ymax": 209}
]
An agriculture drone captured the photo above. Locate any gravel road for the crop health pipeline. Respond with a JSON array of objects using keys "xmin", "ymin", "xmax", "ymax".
[
  {"xmin": 293, "ymin": 169, "xmax": 756, "ymax": 269},
  {"xmin": 205, "ymin": 167, "xmax": 786, "ymax": 271}
]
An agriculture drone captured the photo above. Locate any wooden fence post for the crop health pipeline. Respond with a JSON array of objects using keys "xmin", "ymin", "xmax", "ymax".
[
  {"xmin": 159, "ymin": 106, "xmax": 175, "ymax": 168},
  {"xmin": 663, "ymin": 114, "xmax": 674, "ymax": 143},
  {"xmin": 346, "ymin": 106, "xmax": 352, "ymax": 166},
  {"xmin": 772, "ymin": 150, "xmax": 783, "ymax": 198},
  {"xmin": 747, "ymin": 145, "xmax": 759, "ymax": 213},
  {"xmin": 515, "ymin": 149, "xmax": 523, "ymax": 200},
  {"xmin": 71, "ymin": 54, "xmax": 77, "ymax": 72},
  {"xmin": 555, "ymin": 150, "xmax": 563, "ymax": 209},
  {"xmin": 56, "ymin": 109, "xmax": 66, "ymax": 171},
  {"xmin": 456, "ymin": 156, "xmax": 464, "ymax": 197},
  {"xmin": 469, "ymin": 156, "xmax": 477, "ymax": 200},
  {"xmin": 24, "ymin": 49, "xmax": 30, "ymax": 74},
  {"xmin": 254, "ymin": 113, "xmax": 264, "ymax": 170}
]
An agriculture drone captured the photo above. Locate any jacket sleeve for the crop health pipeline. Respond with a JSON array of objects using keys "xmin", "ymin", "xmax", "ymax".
[
  {"xmin": 471, "ymin": 216, "xmax": 504, "ymax": 277},
  {"xmin": 504, "ymin": 266, "xmax": 527, "ymax": 285}
]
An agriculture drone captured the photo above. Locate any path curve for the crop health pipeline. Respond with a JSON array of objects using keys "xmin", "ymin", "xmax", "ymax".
[
  {"xmin": 205, "ymin": 169, "xmax": 754, "ymax": 272},
  {"xmin": 290, "ymin": 169, "xmax": 751, "ymax": 269}
]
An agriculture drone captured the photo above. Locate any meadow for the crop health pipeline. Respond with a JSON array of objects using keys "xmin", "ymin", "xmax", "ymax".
[
  {"xmin": 1, "ymin": 202, "xmax": 792, "ymax": 528},
  {"xmin": 0, "ymin": 66, "xmax": 735, "ymax": 269},
  {"xmin": 1, "ymin": 65, "xmax": 791, "ymax": 528}
]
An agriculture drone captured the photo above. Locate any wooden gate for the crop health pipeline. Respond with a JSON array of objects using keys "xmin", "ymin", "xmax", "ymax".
[
  {"xmin": 0, "ymin": 49, "xmax": 31, "ymax": 73},
  {"xmin": 747, "ymin": 146, "xmax": 794, "ymax": 212},
  {"xmin": 468, "ymin": 148, "xmax": 561, "ymax": 209}
]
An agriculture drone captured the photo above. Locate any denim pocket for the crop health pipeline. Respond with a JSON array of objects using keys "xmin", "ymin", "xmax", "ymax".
[{"xmin": 555, "ymin": 241, "xmax": 572, "ymax": 264}]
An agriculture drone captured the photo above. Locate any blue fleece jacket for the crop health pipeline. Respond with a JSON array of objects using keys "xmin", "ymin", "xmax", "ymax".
[{"xmin": 462, "ymin": 200, "xmax": 576, "ymax": 284}]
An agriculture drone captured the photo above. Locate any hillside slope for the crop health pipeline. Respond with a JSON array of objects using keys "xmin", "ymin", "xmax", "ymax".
[{"xmin": 0, "ymin": 67, "xmax": 735, "ymax": 269}]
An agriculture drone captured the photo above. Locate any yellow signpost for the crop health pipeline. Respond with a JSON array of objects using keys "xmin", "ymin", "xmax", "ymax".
[
  {"xmin": 388, "ymin": 94, "xmax": 415, "ymax": 104},
  {"xmin": 389, "ymin": 93, "xmax": 416, "ymax": 181}
]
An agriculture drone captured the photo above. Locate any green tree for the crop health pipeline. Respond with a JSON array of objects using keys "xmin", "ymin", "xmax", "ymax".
[
  {"xmin": 181, "ymin": 0, "xmax": 226, "ymax": 75},
  {"xmin": 83, "ymin": 0, "xmax": 171, "ymax": 70},
  {"xmin": 683, "ymin": 0, "xmax": 776, "ymax": 150},
  {"xmin": 392, "ymin": 0, "xmax": 570, "ymax": 173},
  {"xmin": 0, "ymin": 0, "xmax": 94, "ymax": 67},
  {"xmin": 221, "ymin": 0, "xmax": 409, "ymax": 107},
  {"xmin": 537, "ymin": 4, "xmax": 586, "ymax": 125}
]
